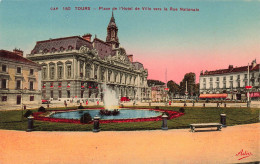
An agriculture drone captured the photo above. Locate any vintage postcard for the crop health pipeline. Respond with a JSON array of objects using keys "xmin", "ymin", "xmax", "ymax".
[{"xmin": 0, "ymin": 0, "xmax": 259, "ymax": 163}]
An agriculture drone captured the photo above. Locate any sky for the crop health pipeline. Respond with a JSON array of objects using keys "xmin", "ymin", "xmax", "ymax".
[{"xmin": 0, "ymin": 0, "xmax": 259, "ymax": 84}]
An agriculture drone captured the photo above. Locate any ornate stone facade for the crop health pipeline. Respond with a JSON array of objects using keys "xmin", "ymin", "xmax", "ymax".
[{"xmin": 27, "ymin": 14, "xmax": 150, "ymax": 102}]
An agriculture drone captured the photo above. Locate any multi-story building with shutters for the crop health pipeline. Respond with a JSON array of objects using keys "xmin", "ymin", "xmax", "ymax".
[
  {"xmin": 26, "ymin": 13, "xmax": 150, "ymax": 102},
  {"xmin": 199, "ymin": 60, "xmax": 260, "ymax": 101},
  {"xmin": 0, "ymin": 49, "xmax": 41, "ymax": 108}
]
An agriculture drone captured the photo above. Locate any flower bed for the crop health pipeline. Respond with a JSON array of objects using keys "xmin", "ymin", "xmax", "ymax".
[{"xmin": 32, "ymin": 108, "xmax": 184, "ymax": 124}]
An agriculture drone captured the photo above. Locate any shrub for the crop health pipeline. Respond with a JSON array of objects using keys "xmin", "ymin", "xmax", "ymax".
[
  {"xmin": 179, "ymin": 107, "xmax": 185, "ymax": 113},
  {"xmin": 78, "ymin": 105, "xmax": 84, "ymax": 109},
  {"xmin": 23, "ymin": 110, "xmax": 32, "ymax": 118},
  {"xmin": 112, "ymin": 109, "xmax": 120, "ymax": 116},
  {"xmin": 99, "ymin": 109, "xmax": 120, "ymax": 116},
  {"xmin": 80, "ymin": 112, "xmax": 92, "ymax": 123},
  {"xmin": 38, "ymin": 106, "xmax": 46, "ymax": 112},
  {"xmin": 155, "ymin": 106, "xmax": 160, "ymax": 110}
]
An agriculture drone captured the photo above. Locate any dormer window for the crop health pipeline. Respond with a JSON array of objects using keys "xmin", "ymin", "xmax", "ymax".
[
  {"xmin": 68, "ymin": 46, "xmax": 73, "ymax": 50},
  {"xmin": 60, "ymin": 47, "xmax": 65, "ymax": 52},
  {"xmin": 43, "ymin": 49, "xmax": 48, "ymax": 54},
  {"xmin": 51, "ymin": 48, "xmax": 56, "ymax": 53}
]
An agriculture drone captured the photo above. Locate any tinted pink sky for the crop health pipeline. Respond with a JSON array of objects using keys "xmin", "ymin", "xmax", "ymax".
[
  {"xmin": 126, "ymin": 36, "xmax": 259, "ymax": 84},
  {"xmin": 1, "ymin": 1, "xmax": 259, "ymax": 85}
]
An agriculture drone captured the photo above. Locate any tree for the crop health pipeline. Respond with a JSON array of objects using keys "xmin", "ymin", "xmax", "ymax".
[
  {"xmin": 194, "ymin": 83, "xmax": 200, "ymax": 96},
  {"xmin": 147, "ymin": 79, "xmax": 165, "ymax": 87},
  {"xmin": 179, "ymin": 72, "xmax": 197, "ymax": 96},
  {"xmin": 167, "ymin": 80, "xmax": 180, "ymax": 97}
]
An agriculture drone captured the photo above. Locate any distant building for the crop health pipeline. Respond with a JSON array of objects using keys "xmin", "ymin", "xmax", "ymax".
[
  {"xmin": 26, "ymin": 13, "xmax": 149, "ymax": 102},
  {"xmin": 0, "ymin": 49, "xmax": 41, "ymax": 108},
  {"xmin": 199, "ymin": 60, "xmax": 260, "ymax": 100},
  {"xmin": 151, "ymin": 85, "xmax": 168, "ymax": 102}
]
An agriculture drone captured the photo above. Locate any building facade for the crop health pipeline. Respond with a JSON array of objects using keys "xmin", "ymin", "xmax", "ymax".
[
  {"xmin": 199, "ymin": 60, "xmax": 260, "ymax": 100},
  {"xmin": 151, "ymin": 85, "xmax": 168, "ymax": 102},
  {"xmin": 0, "ymin": 49, "xmax": 41, "ymax": 108},
  {"xmin": 27, "ymin": 13, "xmax": 150, "ymax": 102}
]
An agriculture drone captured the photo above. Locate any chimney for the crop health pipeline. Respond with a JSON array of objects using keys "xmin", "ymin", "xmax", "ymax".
[
  {"xmin": 82, "ymin": 33, "xmax": 92, "ymax": 42},
  {"xmin": 228, "ymin": 65, "xmax": 233, "ymax": 70},
  {"xmin": 127, "ymin": 54, "xmax": 133, "ymax": 62},
  {"xmin": 251, "ymin": 59, "xmax": 257, "ymax": 67},
  {"xmin": 13, "ymin": 48, "xmax": 23, "ymax": 57}
]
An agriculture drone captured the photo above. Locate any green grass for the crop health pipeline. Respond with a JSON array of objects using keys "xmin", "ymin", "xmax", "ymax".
[{"xmin": 0, "ymin": 106, "xmax": 259, "ymax": 131}]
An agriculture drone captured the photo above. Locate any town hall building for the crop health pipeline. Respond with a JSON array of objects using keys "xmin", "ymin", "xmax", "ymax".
[{"xmin": 26, "ymin": 13, "xmax": 150, "ymax": 102}]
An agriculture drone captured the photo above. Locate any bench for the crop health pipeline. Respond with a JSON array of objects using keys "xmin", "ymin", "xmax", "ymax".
[{"xmin": 190, "ymin": 123, "xmax": 222, "ymax": 132}]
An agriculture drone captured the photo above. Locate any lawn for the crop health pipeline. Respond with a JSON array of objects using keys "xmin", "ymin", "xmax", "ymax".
[{"xmin": 0, "ymin": 106, "xmax": 259, "ymax": 131}]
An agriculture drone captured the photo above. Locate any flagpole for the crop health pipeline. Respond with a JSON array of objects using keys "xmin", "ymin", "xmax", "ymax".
[{"xmin": 247, "ymin": 63, "xmax": 250, "ymax": 108}]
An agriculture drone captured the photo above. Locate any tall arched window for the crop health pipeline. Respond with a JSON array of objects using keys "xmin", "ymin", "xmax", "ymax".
[{"xmin": 86, "ymin": 64, "xmax": 91, "ymax": 78}]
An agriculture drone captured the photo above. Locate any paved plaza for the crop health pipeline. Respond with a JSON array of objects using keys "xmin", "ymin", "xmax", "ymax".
[{"xmin": 0, "ymin": 123, "xmax": 259, "ymax": 164}]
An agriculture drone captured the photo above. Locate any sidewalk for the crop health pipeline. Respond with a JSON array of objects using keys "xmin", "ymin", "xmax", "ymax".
[{"xmin": 0, "ymin": 123, "xmax": 259, "ymax": 164}]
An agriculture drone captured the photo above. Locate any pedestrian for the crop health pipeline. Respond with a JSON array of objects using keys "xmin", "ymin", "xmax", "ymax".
[{"xmin": 217, "ymin": 102, "xmax": 220, "ymax": 107}]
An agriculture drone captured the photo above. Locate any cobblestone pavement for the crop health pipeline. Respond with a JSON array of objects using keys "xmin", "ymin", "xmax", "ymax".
[{"xmin": 0, "ymin": 123, "xmax": 259, "ymax": 164}]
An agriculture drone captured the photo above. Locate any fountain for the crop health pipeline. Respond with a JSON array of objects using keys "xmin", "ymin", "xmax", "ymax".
[
  {"xmin": 102, "ymin": 84, "xmax": 119, "ymax": 109},
  {"xmin": 100, "ymin": 84, "xmax": 120, "ymax": 116},
  {"xmin": 36, "ymin": 84, "xmax": 184, "ymax": 124}
]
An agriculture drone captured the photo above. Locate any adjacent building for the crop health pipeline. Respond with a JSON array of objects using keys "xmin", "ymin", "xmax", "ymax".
[
  {"xmin": 26, "ymin": 13, "xmax": 150, "ymax": 102},
  {"xmin": 199, "ymin": 60, "xmax": 260, "ymax": 100},
  {"xmin": 151, "ymin": 85, "xmax": 168, "ymax": 102},
  {"xmin": 0, "ymin": 49, "xmax": 41, "ymax": 108}
]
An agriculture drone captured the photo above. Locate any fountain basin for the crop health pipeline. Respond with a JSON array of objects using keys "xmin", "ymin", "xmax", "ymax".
[{"xmin": 32, "ymin": 108, "xmax": 184, "ymax": 124}]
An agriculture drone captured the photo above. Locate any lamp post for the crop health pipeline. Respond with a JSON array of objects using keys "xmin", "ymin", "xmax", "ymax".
[
  {"xmin": 20, "ymin": 87, "xmax": 27, "ymax": 121},
  {"xmin": 185, "ymin": 81, "xmax": 188, "ymax": 100},
  {"xmin": 21, "ymin": 90, "xmax": 23, "ymax": 121},
  {"xmin": 247, "ymin": 63, "xmax": 251, "ymax": 108}
]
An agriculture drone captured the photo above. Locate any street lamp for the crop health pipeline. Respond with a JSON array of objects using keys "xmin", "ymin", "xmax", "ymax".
[
  {"xmin": 185, "ymin": 81, "xmax": 188, "ymax": 100},
  {"xmin": 20, "ymin": 87, "xmax": 27, "ymax": 121},
  {"xmin": 247, "ymin": 63, "xmax": 251, "ymax": 108}
]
